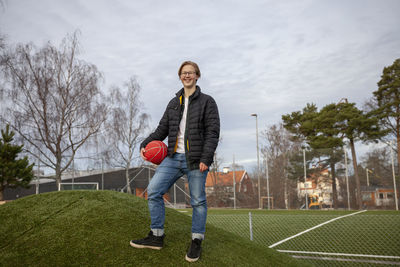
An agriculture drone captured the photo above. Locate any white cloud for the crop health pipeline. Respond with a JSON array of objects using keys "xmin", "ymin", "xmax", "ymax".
[{"xmin": 1, "ymin": 0, "xmax": 399, "ymax": 170}]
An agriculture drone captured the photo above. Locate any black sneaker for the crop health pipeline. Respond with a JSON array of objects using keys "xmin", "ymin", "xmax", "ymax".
[
  {"xmin": 185, "ymin": 238, "xmax": 202, "ymax": 262},
  {"xmin": 130, "ymin": 231, "xmax": 164, "ymax": 250}
]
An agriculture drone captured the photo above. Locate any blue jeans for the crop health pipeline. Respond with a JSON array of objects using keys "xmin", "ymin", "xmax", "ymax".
[{"xmin": 147, "ymin": 153, "xmax": 208, "ymax": 235}]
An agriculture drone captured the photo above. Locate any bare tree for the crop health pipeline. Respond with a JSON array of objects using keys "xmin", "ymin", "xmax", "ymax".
[
  {"xmin": 0, "ymin": 33, "xmax": 6, "ymax": 102},
  {"xmin": 0, "ymin": 0, "xmax": 6, "ymax": 12},
  {"xmin": 0, "ymin": 34, "xmax": 5, "ymax": 50},
  {"xmin": 0, "ymin": 32, "xmax": 107, "ymax": 187},
  {"xmin": 208, "ymin": 152, "xmax": 223, "ymax": 207},
  {"xmin": 361, "ymin": 146, "xmax": 393, "ymax": 187},
  {"xmin": 105, "ymin": 77, "xmax": 149, "ymax": 194},
  {"xmin": 208, "ymin": 137, "xmax": 224, "ymax": 207},
  {"xmin": 261, "ymin": 123, "xmax": 302, "ymax": 209}
]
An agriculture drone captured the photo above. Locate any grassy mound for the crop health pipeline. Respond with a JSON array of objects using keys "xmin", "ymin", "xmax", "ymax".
[{"xmin": 0, "ymin": 190, "xmax": 308, "ymax": 266}]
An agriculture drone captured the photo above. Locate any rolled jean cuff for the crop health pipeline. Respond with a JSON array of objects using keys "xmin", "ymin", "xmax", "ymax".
[
  {"xmin": 192, "ymin": 233, "xmax": 204, "ymax": 240},
  {"xmin": 151, "ymin": 228, "xmax": 164, "ymax": 237}
]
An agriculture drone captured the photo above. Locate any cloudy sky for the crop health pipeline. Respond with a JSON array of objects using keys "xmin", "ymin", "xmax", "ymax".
[{"xmin": 1, "ymin": 0, "xmax": 399, "ymax": 170}]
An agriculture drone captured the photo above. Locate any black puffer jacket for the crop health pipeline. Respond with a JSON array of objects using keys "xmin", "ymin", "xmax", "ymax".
[{"xmin": 141, "ymin": 86, "xmax": 220, "ymax": 170}]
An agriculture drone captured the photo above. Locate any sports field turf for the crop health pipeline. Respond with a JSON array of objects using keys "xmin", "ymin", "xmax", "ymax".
[{"xmin": 181, "ymin": 209, "xmax": 400, "ymax": 266}]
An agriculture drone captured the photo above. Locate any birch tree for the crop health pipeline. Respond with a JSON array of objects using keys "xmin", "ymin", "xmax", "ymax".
[
  {"xmin": 0, "ymin": 32, "xmax": 107, "ymax": 187},
  {"xmin": 105, "ymin": 77, "xmax": 149, "ymax": 194}
]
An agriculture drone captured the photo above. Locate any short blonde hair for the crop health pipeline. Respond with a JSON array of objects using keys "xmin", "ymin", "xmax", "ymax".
[{"xmin": 178, "ymin": 61, "xmax": 201, "ymax": 78}]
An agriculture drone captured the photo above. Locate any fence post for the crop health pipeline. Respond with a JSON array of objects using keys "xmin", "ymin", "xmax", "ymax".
[
  {"xmin": 174, "ymin": 183, "xmax": 176, "ymax": 208},
  {"xmin": 249, "ymin": 212, "xmax": 253, "ymax": 241}
]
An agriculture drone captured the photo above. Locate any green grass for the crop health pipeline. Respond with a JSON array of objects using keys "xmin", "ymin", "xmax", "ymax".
[
  {"xmin": 180, "ymin": 209, "xmax": 400, "ymax": 266},
  {"xmin": 0, "ymin": 191, "xmax": 309, "ymax": 266},
  {"xmin": 205, "ymin": 210, "xmax": 347, "ymax": 246}
]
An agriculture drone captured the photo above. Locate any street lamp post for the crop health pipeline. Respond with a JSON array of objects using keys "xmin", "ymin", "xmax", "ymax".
[
  {"xmin": 251, "ymin": 114, "xmax": 261, "ymax": 209},
  {"xmin": 266, "ymin": 156, "xmax": 270, "ymax": 210}
]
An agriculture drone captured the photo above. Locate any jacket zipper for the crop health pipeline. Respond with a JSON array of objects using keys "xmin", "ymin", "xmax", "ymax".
[
  {"xmin": 173, "ymin": 96, "xmax": 183, "ymax": 153},
  {"xmin": 184, "ymin": 97, "xmax": 190, "ymax": 152},
  {"xmin": 184, "ymin": 97, "xmax": 190, "ymax": 166}
]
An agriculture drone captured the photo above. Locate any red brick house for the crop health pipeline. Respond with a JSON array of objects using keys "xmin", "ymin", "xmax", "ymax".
[{"xmin": 205, "ymin": 170, "xmax": 254, "ymax": 207}]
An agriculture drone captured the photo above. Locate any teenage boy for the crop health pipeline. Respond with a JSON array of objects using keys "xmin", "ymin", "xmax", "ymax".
[{"xmin": 130, "ymin": 61, "xmax": 220, "ymax": 262}]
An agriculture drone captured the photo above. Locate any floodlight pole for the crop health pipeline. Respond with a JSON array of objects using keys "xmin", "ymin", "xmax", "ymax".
[
  {"xmin": 303, "ymin": 149, "xmax": 308, "ymax": 210},
  {"xmin": 390, "ymin": 141, "xmax": 398, "ymax": 211},
  {"xmin": 233, "ymin": 154, "xmax": 236, "ymax": 210},
  {"xmin": 344, "ymin": 146, "xmax": 350, "ymax": 210},
  {"xmin": 36, "ymin": 156, "xmax": 40, "ymax": 195},
  {"xmin": 266, "ymin": 156, "xmax": 270, "ymax": 210},
  {"xmin": 101, "ymin": 158, "xmax": 104, "ymax": 190},
  {"xmin": 366, "ymin": 168, "xmax": 370, "ymax": 187},
  {"xmin": 251, "ymin": 114, "xmax": 261, "ymax": 209},
  {"xmin": 72, "ymin": 159, "xmax": 75, "ymax": 190}
]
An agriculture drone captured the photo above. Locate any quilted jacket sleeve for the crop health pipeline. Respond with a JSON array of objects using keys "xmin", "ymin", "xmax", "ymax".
[
  {"xmin": 140, "ymin": 104, "xmax": 169, "ymax": 149},
  {"xmin": 200, "ymin": 96, "xmax": 220, "ymax": 167}
]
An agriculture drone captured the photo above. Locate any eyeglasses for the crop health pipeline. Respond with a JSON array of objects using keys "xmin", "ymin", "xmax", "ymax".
[{"xmin": 180, "ymin": 71, "xmax": 196, "ymax": 77}]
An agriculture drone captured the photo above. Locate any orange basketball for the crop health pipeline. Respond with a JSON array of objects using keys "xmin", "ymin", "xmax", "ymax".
[{"xmin": 144, "ymin": 141, "xmax": 168, "ymax": 165}]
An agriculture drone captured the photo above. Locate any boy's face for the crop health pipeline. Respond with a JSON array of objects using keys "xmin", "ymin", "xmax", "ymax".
[{"xmin": 180, "ymin": 64, "xmax": 198, "ymax": 88}]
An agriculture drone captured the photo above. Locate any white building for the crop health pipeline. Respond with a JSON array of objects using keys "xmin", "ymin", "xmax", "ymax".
[{"xmin": 297, "ymin": 168, "xmax": 342, "ymax": 208}]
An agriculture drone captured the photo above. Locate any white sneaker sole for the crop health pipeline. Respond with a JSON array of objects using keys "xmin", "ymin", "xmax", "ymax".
[
  {"xmin": 185, "ymin": 254, "xmax": 199, "ymax": 262},
  {"xmin": 129, "ymin": 240, "xmax": 162, "ymax": 250}
]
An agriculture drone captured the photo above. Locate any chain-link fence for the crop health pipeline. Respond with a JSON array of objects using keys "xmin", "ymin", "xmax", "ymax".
[
  {"xmin": 206, "ymin": 210, "xmax": 400, "ymax": 266},
  {"xmin": 176, "ymin": 144, "xmax": 400, "ymax": 265},
  {"xmin": 17, "ymin": 140, "xmax": 399, "ymax": 266},
  {"xmin": 204, "ymin": 145, "xmax": 399, "ymax": 211}
]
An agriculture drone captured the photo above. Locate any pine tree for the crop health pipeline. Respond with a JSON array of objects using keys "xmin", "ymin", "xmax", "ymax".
[
  {"xmin": 283, "ymin": 103, "xmax": 343, "ymax": 209},
  {"xmin": 0, "ymin": 125, "xmax": 34, "ymax": 201},
  {"xmin": 283, "ymin": 101, "xmax": 386, "ymax": 209},
  {"xmin": 319, "ymin": 102, "xmax": 386, "ymax": 209},
  {"xmin": 373, "ymin": 58, "xmax": 400, "ymax": 175}
]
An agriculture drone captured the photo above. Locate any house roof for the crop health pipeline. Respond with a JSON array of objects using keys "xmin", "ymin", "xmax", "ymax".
[
  {"xmin": 206, "ymin": 170, "xmax": 246, "ymax": 187},
  {"xmin": 360, "ymin": 185, "xmax": 397, "ymax": 192}
]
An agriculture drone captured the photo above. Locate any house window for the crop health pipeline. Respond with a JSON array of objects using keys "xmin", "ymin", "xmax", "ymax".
[
  {"xmin": 362, "ymin": 194, "xmax": 372, "ymax": 201},
  {"xmin": 387, "ymin": 193, "xmax": 393, "ymax": 199},
  {"xmin": 379, "ymin": 193, "xmax": 384, "ymax": 199},
  {"xmin": 304, "ymin": 182, "xmax": 312, "ymax": 189}
]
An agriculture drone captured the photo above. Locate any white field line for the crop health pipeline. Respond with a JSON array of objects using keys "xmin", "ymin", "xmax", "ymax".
[
  {"xmin": 278, "ymin": 250, "xmax": 400, "ymax": 259},
  {"xmin": 269, "ymin": 210, "xmax": 367, "ymax": 248},
  {"xmin": 291, "ymin": 255, "xmax": 400, "ymax": 265}
]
